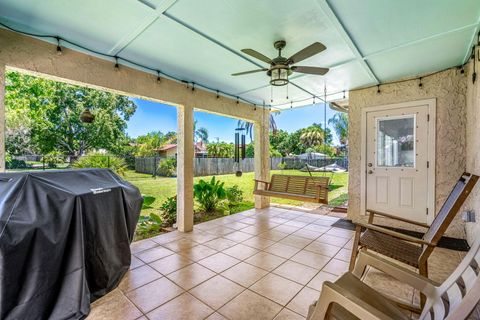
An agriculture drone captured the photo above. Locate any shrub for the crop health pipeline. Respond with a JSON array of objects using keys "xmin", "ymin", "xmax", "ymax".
[
  {"xmin": 160, "ymin": 196, "xmax": 177, "ymax": 226},
  {"xmin": 73, "ymin": 152, "xmax": 127, "ymax": 175},
  {"xmin": 42, "ymin": 151, "xmax": 64, "ymax": 168},
  {"xmin": 277, "ymin": 162, "xmax": 287, "ymax": 170},
  {"xmin": 142, "ymin": 195, "xmax": 156, "ymax": 210},
  {"xmin": 226, "ymin": 185, "xmax": 244, "ymax": 205},
  {"xmin": 157, "ymin": 158, "xmax": 177, "ymax": 177},
  {"xmin": 6, "ymin": 158, "xmax": 27, "ymax": 169},
  {"xmin": 136, "ymin": 213, "xmax": 163, "ymax": 236},
  {"xmin": 193, "ymin": 176, "xmax": 227, "ymax": 212}
]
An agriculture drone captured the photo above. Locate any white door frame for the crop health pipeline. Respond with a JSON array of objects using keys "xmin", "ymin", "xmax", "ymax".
[{"xmin": 359, "ymin": 98, "xmax": 436, "ymax": 224}]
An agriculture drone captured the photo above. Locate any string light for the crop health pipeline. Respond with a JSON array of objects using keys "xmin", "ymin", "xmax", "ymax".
[
  {"xmin": 192, "ymin": 82, "xmax": 195, "ymax": 91},
  {"xmin": 156, "ymin": 70, "xmax": 161, "ymax": 83},
  {"xmin": 377, "ymin": 85, "xmax": 381, "ymax": 94},
  {"xmin": 290, "ymin": 101, "xmax": 293, "ymax": 109},
  {"xmin": 114, "ymin": 56, "xmax": 119, "ymax": 71},
  {"xmin": 55, "ymin": 36, "xmax": 62, "ymax": 55},
  {"xmin": 216, "ymin": 90, "xmax": 219, "ymax": 99},
  {"xmin": 236, "ymin": 97, "xmax": 239, "ymax": 104},
  {"xmin": 419, "ymin": 77, "xmax": 423, "ymax": 88},
  {"xmin": 343, "ymin": 90, "xmax": 345, "ymax": 99}
]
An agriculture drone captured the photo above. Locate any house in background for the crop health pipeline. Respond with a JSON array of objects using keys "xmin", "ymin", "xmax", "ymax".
[{"xmin": 156, "ymin": 141, "xmax": 208, "ymax": 158}]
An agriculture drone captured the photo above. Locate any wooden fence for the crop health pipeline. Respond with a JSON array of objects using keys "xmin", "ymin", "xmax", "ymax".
[{"xmin": 135, "ymin": 156, "xmax": 347, "ymax": 177}]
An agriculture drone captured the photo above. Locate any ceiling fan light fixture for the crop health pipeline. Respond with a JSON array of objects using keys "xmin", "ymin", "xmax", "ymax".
[{"xmin": 270, "ymin": 67, "xmax": 289, "ymax": 86}]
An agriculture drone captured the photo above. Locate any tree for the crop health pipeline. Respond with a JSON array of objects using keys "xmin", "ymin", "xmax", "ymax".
[
  {"xmin": 5, "ymin": 71, "xmax": 137, "ymax": 157},
  {"xmin": 328, "ymin": 112, "xmax": 348, "ymax": 146},
  {"xmin": 300, "ymin": 128, "xmax": 324, "ymax": 148},
  {"xmin": 237, "ymin": 113, "xmax": 278, "ymax": 142},
  {"xmin": 207, "ymin": 143, "xmax": 234, "ymax": 158},
  {"xmin": 194, "ymin": 120, "xmax": 209, "ymax": 143}
]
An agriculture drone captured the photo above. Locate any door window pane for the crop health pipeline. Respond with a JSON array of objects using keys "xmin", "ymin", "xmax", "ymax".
[{"xmin": 376, "ymin": 116, "xmax": 415, "ymax": 167}]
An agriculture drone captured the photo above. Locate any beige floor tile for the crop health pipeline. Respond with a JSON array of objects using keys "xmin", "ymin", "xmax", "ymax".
[
  {"xmin": 264, "ymin": 243, "xmax": 301, "ymax": 259},
  {"xmin": 221, "ymin": 262, "xmax": 269, "ymax": 287},
  {"xmin": 130, "ymin": 255, "xmax": 145, "ymax": 270},
  {"xmin": 204, "ymin": 237, "xmax": 237, "ymax": 251},
  {"xmin": 303, "ymin": 224, "xmax": 330, "ymax": 233},
  {"xmin": 294, "ymin": 216, "xmax": 320, "ymax": 223},
  {"xmin": 130, "ymin": 239, "xmax": 158, "ymax": 254},
  {"xmin": 226, "ymin": 221, "xmax": 251, "ymax": 230},
  {"xmin": 223, "ymin": 243, "xmax": 259, "ymax": 260},
  {"xmin": 258, "ymin": 230, "xmax": 290, "ymax": 241},
  {"xmin": 290, "ymin": 250, "xmax": 331, "ymax": 269},
  {"xmin": 190, "ymin": 275, "xmax": 244, "ymax": 309},
  {"xmin": 245, "ymin": 251, "xmax": 286, "ymax": 271},
  {"xmin": 344, "ymin": 238, "xmax": 355, "ymax": 250},
  {"xmin": 325, "ymin": 227, "xmax": 355, "ymax": 239},
  {"xmin": 250, "ymin": 273, "xmax": 303, "ymax": 305},
  {"xmin": 163, "ymin": 238, "xmax": 199, "ymax": 252},
  {"xmin": 166, "ymin": 263, "xmax": 216, "ymax": 290},
  {"xmin": 242, "ymin": 236, "xmax": 275, "ymax": 250},
  {"xmin": 306, "ymin": 271, "xmax": 338, "ymax": 290},
  {"xmin": 187, "ymin": 232, "xmax": 219, "ymax": 244},
  {"xmin": 87, "ymin": 289, "xmax": 142, "ymax": 320},
  {"xmin": 241, "ymin": 225, "xmax": 268, "ymax": 235},
  {"xmin": 273, "ymin": 260, "xmax": 319, "ymax": 285},
  {"xmin": 205, "ymin": 226, "xmax": 237, "ymax": 236},
  {"xmin": 283, "ymin": 220, "xmax": 309, "ymax": 228},
  {"xmin": 286, "ymin": 287, "xmax": 320, "ymax": 317},
  {"xmin": 304, "ymin": 241, "xmax": 341, "ymax": 257},
  {"xmin": 240, "ymin": 217, "xmax": 258, "ymax": 225},
  {"xmin": 149, "ymin": 253, "xmax": 193, "ymax": 275},
  {"xmin": 274, "ymin": 308, "xmax": 306, "ymax": 320},
  {"xmin": 292, "ymin": 229, "xmax": 322, "ymax": 240},
  {"xmin": 149, "ymin": 231, "xmax": 183, "ymax": 244},
  {"xmin": 272, "ymin": 224, "xmax": 300, "ymax": 234},
  {"xmin": 178, "ymin": 244, "xmax": 218, "ymax": 262},
  {"xmin": 224, "ymin": 230, "xmax": 254, "ymax": 242},
  {"xmin": 206, "ymin": 312, "xmax": 229, "ymax": 320},
  {"xmin": 278, "ymin": 235, "xmax": 313, "ymax": 249},
  {"xmin": 147, "ymin": 292, "xmax": 214, "ymax": 320},
  {"xmin": 118, "ymin": 265, "xmax": 162, "ymax": 293},
  {"xmin": 198, "ymin": 252, "xmax": 241, "ymax": 273},
  {"xmin": 334, "ymin": 248, "xmax": 352, "ymax": 262},
  {"xmin": 218, "ymin": 289, "xmax": 283, "ymax": 320},
  {"xmin": 135, "ymin": 246, "xmax": 175, "ymax": 263},
  {"xmin": 125, "ymin": 277, "xmax": 184, "ymax": 313},
  {"xmin": 316, "ymin": 234, "xmax": 349, "ymax": 247},
  {"xmin": 322, "ymin": 258, "xmax": 349, "ymax": 276}
]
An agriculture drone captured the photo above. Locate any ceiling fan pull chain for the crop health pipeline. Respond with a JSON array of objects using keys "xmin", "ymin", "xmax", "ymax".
[
  {"xmin": 270, "ymin": 85, "xmax": 273, "ymax": 103},
  {"xmin": 286, "ymin": 83, "xmax": 289, "ymax": 100}
]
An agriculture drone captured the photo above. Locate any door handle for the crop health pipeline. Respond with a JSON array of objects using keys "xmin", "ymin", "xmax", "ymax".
[{"xmin": 368, "ymin": 170, "xmax": 374, "ymax": 174}]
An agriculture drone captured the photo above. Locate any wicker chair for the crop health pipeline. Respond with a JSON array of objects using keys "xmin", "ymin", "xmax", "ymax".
[
  {"xmin": 349, "ymin": 172, "xmax": 478, "ymax": 306},
  {"xmin": 307, "ymin": 237, "xmax": 480, "ymax": 319}
]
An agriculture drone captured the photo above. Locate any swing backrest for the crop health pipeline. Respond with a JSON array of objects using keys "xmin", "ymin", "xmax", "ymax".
[{"xmin": 269, "ymin": 174, "xmax": 329, "ymax": 200}]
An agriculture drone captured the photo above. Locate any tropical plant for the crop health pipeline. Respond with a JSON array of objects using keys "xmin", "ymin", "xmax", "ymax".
[
  {"xmin": 226, "ymin": 185, "xmax": 244, "ymax": 205},
  {"xmin": 160, "ymin": 196, "xmax": 177, "ymax": 226},
  {"xmin": 194, "ymin": 120, "xmax": 209, "ymax": 143},
  {"xmin": 157, "ymin": 158, "xmax": 177, "ymax": 177},
  {"xmin": 237, "ymin": 113, "xmax": 278, "ymax": 141},
  {"xmin": 73, "ymin": 152, "xmax": 127, "ymax": 175},
  {"xmin": 142, "ymin": 195, "xmax": 156, "ymax": 210},
  {"xmin": 136, "ymin": 213, "xmax": 163, "ymax": 237},
  {"xmin": 300, "ymin": 127, "xmax": 324, "ymax": 148},
  {"xmin": 328, "ymin": 112, "xmax": 348, "ymax": 146},
  {"xmin": 193, "ymin": 176, "xmax": 227, "ymax": 212},
  {"xmin": 207, "ymin": 142, "xmax": 234, "ymax": 158}
]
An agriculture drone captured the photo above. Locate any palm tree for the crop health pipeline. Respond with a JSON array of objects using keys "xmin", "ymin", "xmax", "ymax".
[
  {"xmin": 194, "ymin": 120, "xmax": 209, "ymax": 143},
  {"xmin": 300, "ymin": 128, "xmax": 324, "ymax": 148},
  {"xmin": 328, "ymin": 112, "xmax": 348, "ymax": 146},
  {"xmin": 237, "ymin": 113, "xmax": 278, "ymax": 142}
]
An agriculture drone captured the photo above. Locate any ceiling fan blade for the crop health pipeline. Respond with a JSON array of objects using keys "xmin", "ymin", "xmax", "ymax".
[
  {"xmin": 288, "ymin": 42, "xmax": 326, "ymax": 64},
  {"xmin": 241, "ymin": 49, "xmax": 272, "ymax": 64},
  {"xmin": 231, "ymin": 68, "xmax": 268, "ymax": 76},
  {"xmin": 291, "ymin": 66, "xmax": 329, "ymax": 75}
]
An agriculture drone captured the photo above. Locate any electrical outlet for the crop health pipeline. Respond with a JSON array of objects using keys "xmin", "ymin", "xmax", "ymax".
[{"xmin": 463, "ymin": 210, "xmax": 476, "ymax": 223}]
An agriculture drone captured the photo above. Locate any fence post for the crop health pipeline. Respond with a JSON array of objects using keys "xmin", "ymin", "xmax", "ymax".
[
  {"xmin": 42, "ymin": 156, "xmax": 45, "ymax": 171},
  {"xmin": 153, "ymin": 156, "xmax": 157, "ymax": 177}
]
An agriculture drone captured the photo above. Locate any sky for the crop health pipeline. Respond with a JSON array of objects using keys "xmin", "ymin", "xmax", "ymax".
[{"xmin": 126, "ymin": 98, "xmax": 341, "ymax": 145}]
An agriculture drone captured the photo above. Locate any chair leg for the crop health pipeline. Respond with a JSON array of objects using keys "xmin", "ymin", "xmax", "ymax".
[
  {"xmin": 419, "ymin": 260, "xmax": 428, "ymax": 308},
  {"xmin": 349, "ymin": 225, "xmax": 362, "ymax": 272}
]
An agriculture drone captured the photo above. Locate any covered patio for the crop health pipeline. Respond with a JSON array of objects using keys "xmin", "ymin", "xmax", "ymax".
[{"xmin": 1, "ymin": 0, "xmax": 480, "ymax": 319}]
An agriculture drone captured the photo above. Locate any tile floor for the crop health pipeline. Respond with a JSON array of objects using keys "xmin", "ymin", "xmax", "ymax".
[{"xmin": 87, "ymin": 206, "xmax": 464, "ymax": 320}]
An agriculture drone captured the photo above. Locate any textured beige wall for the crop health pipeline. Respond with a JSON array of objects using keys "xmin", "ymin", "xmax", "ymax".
[
  {"xmin": 348, "ymin": 68, "xmax": 467, "ymax": 237},
  {"xmin": 465, "ymin": 59, "xmax": 480, "ymax": 245}
]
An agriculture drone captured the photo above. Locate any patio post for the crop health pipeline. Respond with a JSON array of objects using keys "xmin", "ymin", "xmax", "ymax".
[
  {"xmin": 176, "ymin": 104, "xmax": 195, "ymax": 232},
  {"xmin": 254, "ymin": 108, "xmax": 270, "ymax": 209},
  {"xmin": 0, "ymin": 65, "xmax": 5, "ymax": 172}
]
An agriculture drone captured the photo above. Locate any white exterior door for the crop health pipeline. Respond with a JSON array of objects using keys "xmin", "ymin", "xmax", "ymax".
[{"xmin": 365, "ymin": 103, "xmax": 433, "ymax": 223}]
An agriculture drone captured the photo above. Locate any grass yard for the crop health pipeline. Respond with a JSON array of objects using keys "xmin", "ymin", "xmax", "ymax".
[{"xmin": 124, "ymin": 169, "xmax": 348, "ymax": 216}]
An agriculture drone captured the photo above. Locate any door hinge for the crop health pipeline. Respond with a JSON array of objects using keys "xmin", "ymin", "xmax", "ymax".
[
  {"xmin": 427, "ymin": 114, "xmax": 430, "ymax": 121},
  {"xmin": 426, "ymin": 208, "xmax": 429, "ymax": 216},
  {"xmin": 427, "ymin": 161, "xmax": 430, "ymax": 168}
]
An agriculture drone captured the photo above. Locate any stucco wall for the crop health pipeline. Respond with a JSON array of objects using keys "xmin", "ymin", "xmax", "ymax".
[
  {"xmin": 465, "ymin": 59, "xmax": 480, "ymax": 245},
  {"xmin": 348, "ymin": 68, "xmax": 467, "ymax": 237}
]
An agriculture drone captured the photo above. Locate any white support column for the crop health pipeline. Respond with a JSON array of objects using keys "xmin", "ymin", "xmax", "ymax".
[
  {"xmin": 176, "ymin": 104, "xmax": 194, "ymax": 232},
  {"xmin": 254, "ymin": 108, "xmax": 270, "ymax": 209},
  {"xmin": 0, "ymin": 65, "xmax": 5, "ymax": 172}
]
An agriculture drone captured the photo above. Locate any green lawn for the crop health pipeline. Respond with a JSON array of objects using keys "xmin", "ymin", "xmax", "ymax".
[{"xmin": 124, "ymin": 169, "xmax": 348, "ymax": 216}]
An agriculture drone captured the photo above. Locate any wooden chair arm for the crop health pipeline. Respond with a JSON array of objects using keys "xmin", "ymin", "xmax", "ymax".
[
  {"xmin": 308, "ymin": 281, "xmax": 395, "ymax": 320},
  {"xmin": 355, "ymin": 221, "xmax": 435, "ymax": 247},
  {"xmin": 353, "ymin": 250, "xmax": 438, "ymax": 296},
  {"xmin": 253, "ymin": 179, "xmax": 270, "ymax": 191},
  {"xmin": 253, "ymin": 179, "xmax": 270, "ymax": 184},
  {"xmin": 367, "ymin": 209, "xmax": 430, "ymax": 228}
]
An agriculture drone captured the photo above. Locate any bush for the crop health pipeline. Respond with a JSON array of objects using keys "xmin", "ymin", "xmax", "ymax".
[
  {"xmin": 277, "ymin": 162, "xmax": 287, "ymax": 170},
  {"xmin": 157, "ymin": 158, "xmax": 177, "ymax": 177},
  {"xmin": 136, "ymin": 213, "xmax": 163, "ymax": 237},
  {"xmin": 193, "ymin": 176, "xmax": 227, "ymax": 212},
  {"xmin": 160, "ymin": 196, "xmax": 177, "ymax": 226},
  {"xmin": 73, "ymin": 152, "xmax": 127, "ymax": 175},
  {"xmin": 42, "ymin": 151, "xmax": 64, "ymax": 168},
  {"xmin": 226, "ymin": 185, "xmax": 244, "ymax": 205},
  {"xmin": 6, "ymin": 158, "xmax": 27, "ymax": 169}
]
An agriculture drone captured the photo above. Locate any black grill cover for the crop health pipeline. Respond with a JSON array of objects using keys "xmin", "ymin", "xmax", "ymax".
[{"xmin": 0, "ymin": 169, "xmax": 142, "ymax": 320}]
